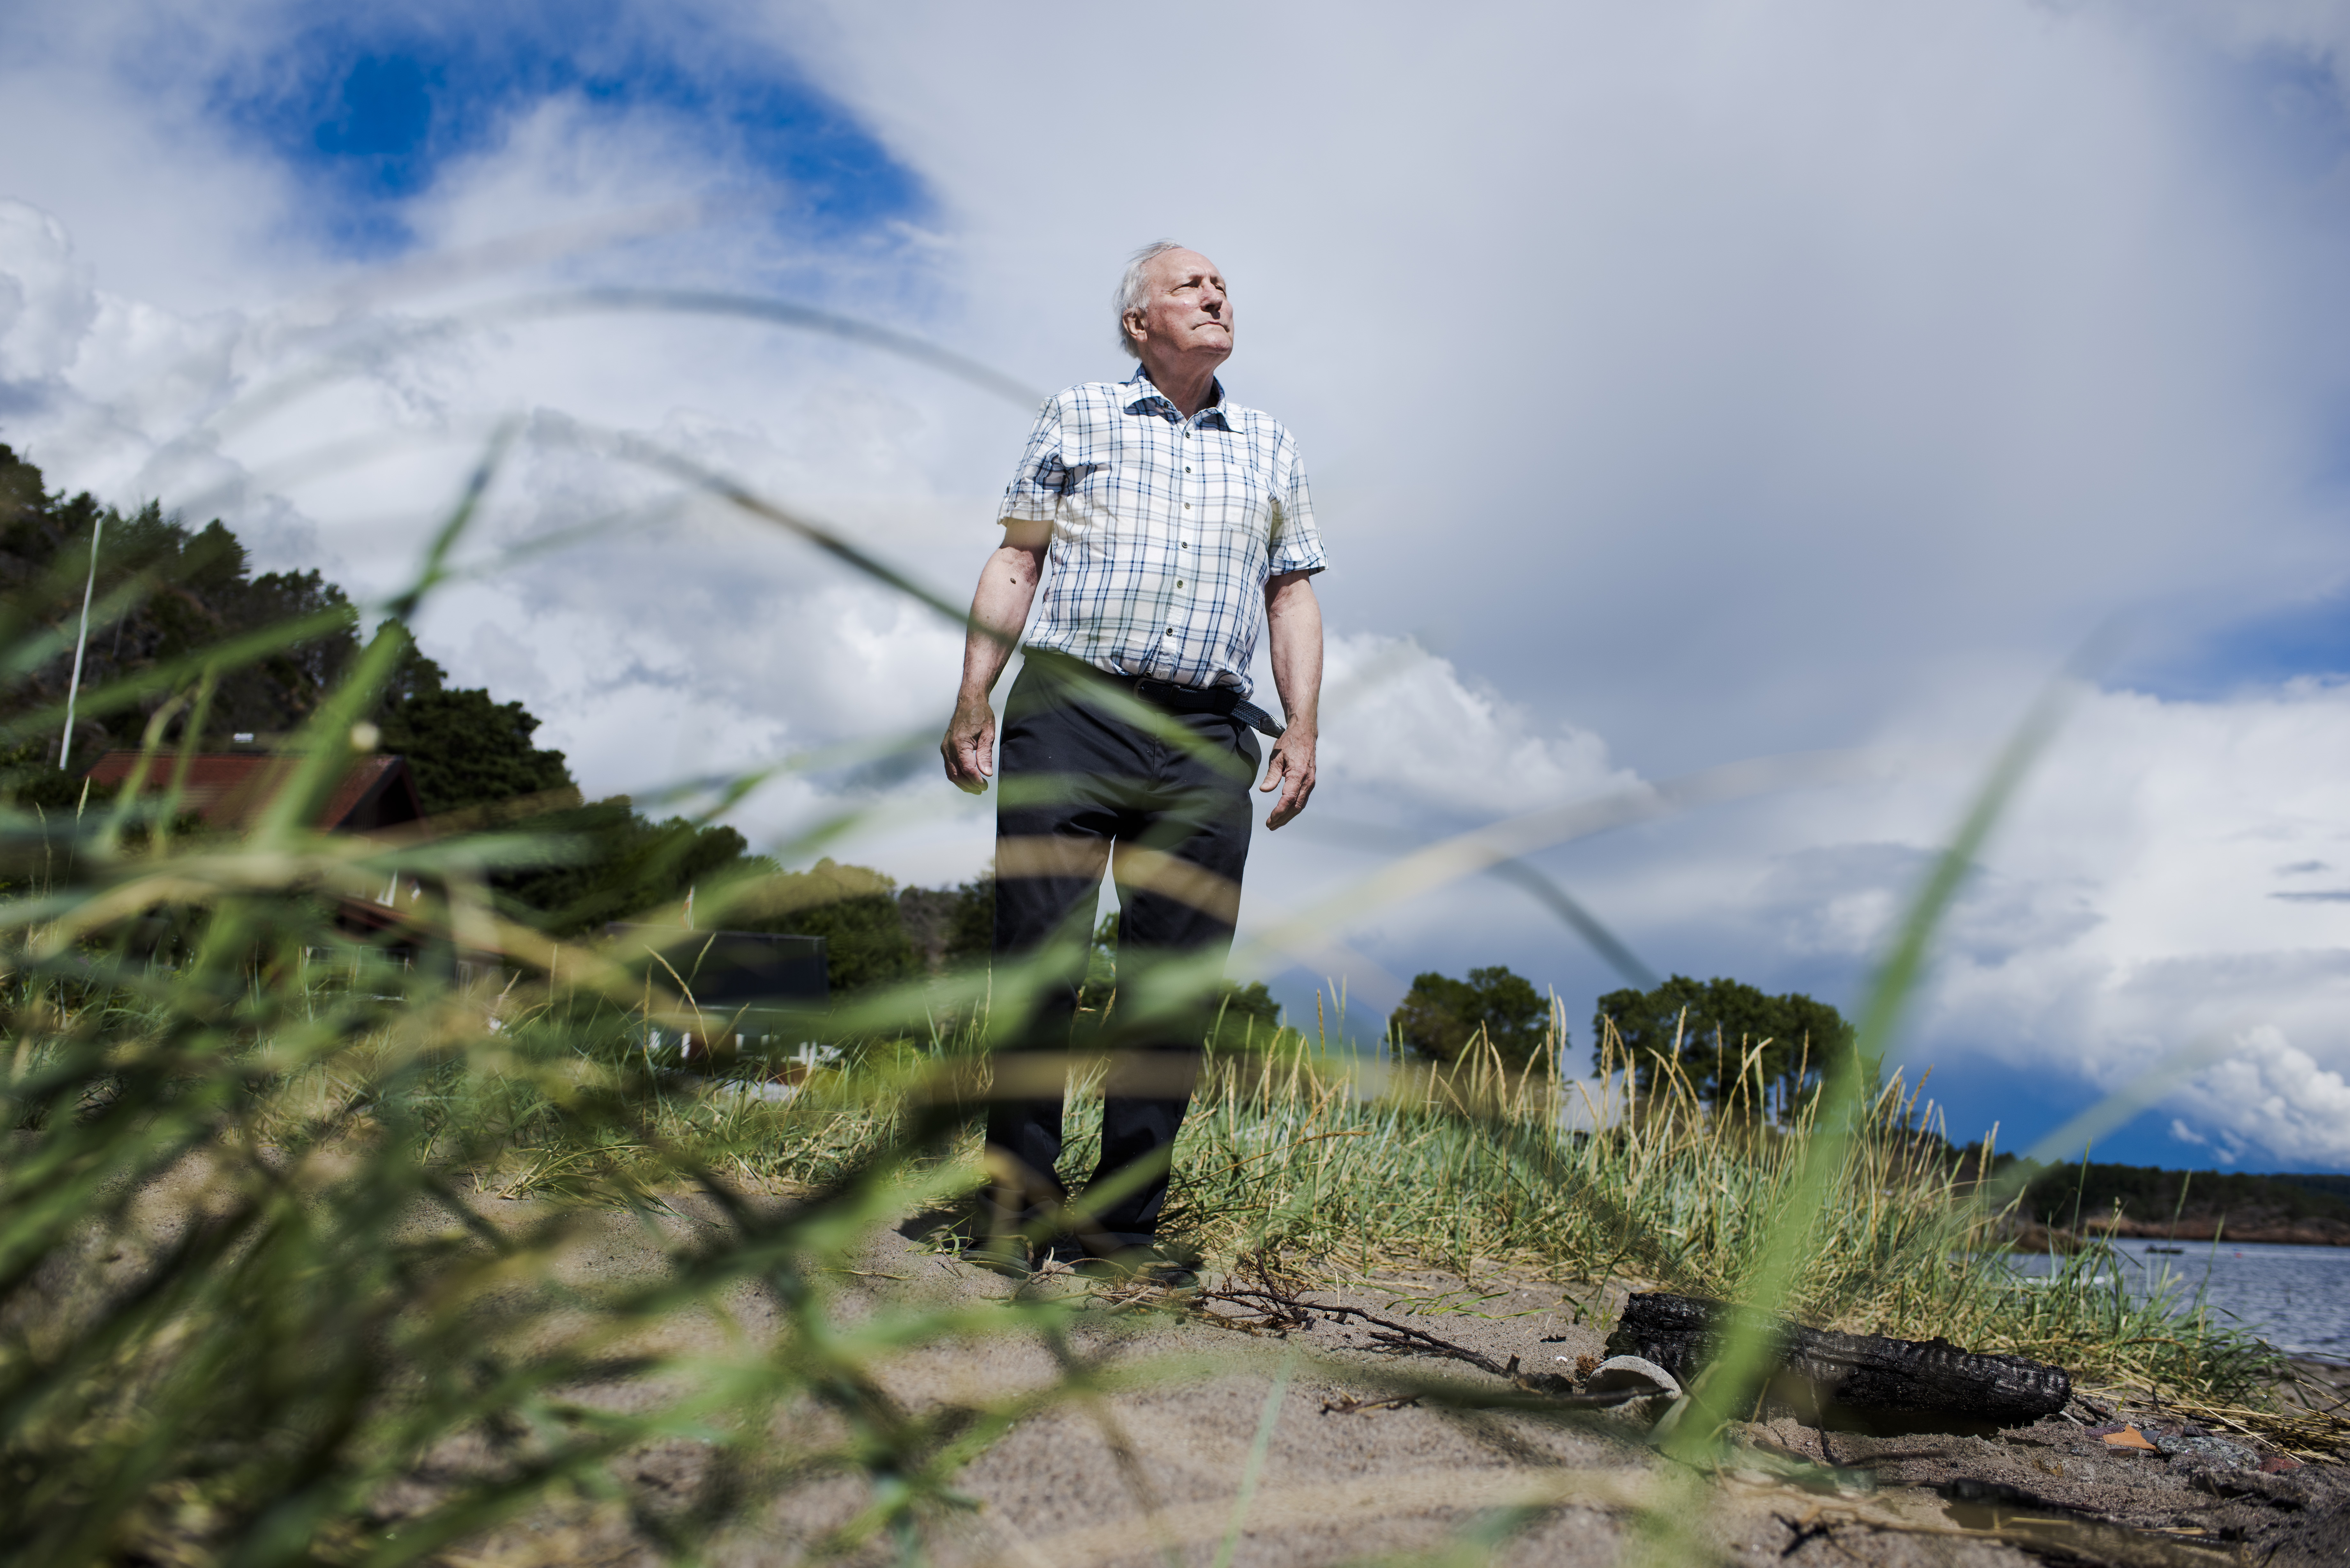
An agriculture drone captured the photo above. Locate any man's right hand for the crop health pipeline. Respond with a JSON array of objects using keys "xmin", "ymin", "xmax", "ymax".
[
  {"xmin": 944, "ymin": 523, "xmax": 1047, "ymax": 794},
  {"xmin": 941, "ymin": 692, "xmax": 998, "ymax": 793}
]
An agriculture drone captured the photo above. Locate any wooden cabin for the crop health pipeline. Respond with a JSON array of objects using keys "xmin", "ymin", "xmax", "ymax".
[{"xmin": 80, "ymin": 751, "xmax": 424, "ymax": 833}]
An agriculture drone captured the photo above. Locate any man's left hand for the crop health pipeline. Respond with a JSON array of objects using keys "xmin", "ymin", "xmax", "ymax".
[{"xmin": 1259, "ymin": 726, "xmax": 1317, "ymax": 829}]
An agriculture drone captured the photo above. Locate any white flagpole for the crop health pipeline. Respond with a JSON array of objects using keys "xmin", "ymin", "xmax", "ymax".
[{"xmin": 58, "ymin": 512, "xmax": 104, "ymax": 771}]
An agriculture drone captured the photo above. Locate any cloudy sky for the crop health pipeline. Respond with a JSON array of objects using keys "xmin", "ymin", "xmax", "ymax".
[{"xmin": 6, "ymin": 0, "xmax": 2350, "ymax": 1171}]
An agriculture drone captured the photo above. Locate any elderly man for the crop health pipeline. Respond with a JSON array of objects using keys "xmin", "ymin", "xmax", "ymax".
[{"xmin": 941, "ymin": 240, "xmax": 1325, "ymax": 1283}]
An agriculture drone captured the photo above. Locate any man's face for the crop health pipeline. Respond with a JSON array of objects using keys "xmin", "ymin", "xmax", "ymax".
[{"xmin": 1131, "ymin": 249, "xmax": 1232, "ymax": 362}]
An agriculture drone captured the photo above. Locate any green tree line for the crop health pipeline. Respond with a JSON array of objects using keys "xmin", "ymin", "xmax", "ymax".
[
  {"xmin": 2013, "ymin": 1159, "xmax": 2350, "ymax": 1229},
  {"xmin": 1387, "ymin": 964, "xmax": 1861, "ymax": 1116},
  {"xmin": 0, "ymin": 445, "xmax": 999, "ymax": 996},
  {"xmin": 1595, "ymin": 973, "xmax": 1858, "ymax": 1115}
]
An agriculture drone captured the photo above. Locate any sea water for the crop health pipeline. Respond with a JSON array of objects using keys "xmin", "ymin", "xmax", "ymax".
[{"xmin": 2008, "ymin": 1237, "xmax": 2350, "ymax": 1362}]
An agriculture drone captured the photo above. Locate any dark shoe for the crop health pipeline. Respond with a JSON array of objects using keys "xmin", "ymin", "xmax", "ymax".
[
  {"xmin": 1072, "ymin": 1250, "xmax": 1200, "ymax": 1292},
  {"xmin": 964, "ymin": 1235, "xmax": 1036, "ymax": 1279}
]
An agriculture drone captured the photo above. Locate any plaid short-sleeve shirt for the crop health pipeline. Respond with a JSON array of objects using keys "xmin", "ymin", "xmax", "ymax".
[{"xmin": 998, "ymin": 364, "xmax": 1324, "ymax": 697}]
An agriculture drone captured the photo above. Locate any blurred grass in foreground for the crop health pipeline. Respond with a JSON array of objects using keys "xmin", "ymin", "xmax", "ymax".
[
  {"xmin": 1, "ymin": 935, "xmax": 2299, "ymax": 1565},
  {"xmin": 487, "ymin": 1013, "xmax": 2285, "ymax": 1406}
]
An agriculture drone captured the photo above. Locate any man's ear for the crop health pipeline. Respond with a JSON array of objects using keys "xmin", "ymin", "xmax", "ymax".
[{"xmin": 1124, "ymin": 310, "xmax": 1145, "ymax": 349}]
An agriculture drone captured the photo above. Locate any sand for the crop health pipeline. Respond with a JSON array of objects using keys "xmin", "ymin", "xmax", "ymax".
[
  {"xmin": 23, "ymin": 1145, "xmax": 2344, "ymax": 1566},
  {"xmin": 383, "ymin": 1195, "xmax": 2350, "ymax": 1568}
]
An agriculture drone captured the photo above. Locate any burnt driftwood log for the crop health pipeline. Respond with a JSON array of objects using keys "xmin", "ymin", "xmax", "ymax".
[{"xmin": 1605, "ymin": 1292, "xmax": 2071, "ymax": 1433}]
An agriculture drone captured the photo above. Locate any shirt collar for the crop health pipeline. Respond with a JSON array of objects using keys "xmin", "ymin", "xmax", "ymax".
[{"xmin": 1124, "ymin": 362, "xmax": 1232, "ymax": 428}]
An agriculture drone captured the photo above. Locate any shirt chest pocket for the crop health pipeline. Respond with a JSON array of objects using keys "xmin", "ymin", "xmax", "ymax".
[
  {"xmin": 1075, "ymin": 420, "xmax": 1156, "ymax": 489},
  {"xmin": 1075, "ymin": 421, "xmax": 1183, "ymax": 520},
  {"xmin": 1201, "ymin": 444, "xmax": 1275, "ymax": 544},
  {"xmin": 1052, "ymin": 457, "xmax": 1119, "ymax": 545}
]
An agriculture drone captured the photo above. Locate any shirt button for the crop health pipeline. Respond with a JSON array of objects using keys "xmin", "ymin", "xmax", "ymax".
[{"xmin": 1184, "ymin": 502, "xmax": 1191, "ymax": 509}]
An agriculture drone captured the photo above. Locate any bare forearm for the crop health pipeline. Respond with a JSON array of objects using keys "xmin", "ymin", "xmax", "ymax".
[
  {"xmin": 1265, "ymin": 573, "xmax": 1322, "ymax": 735},
  {"xmin": 1259, "ymin": 572, "xmax": 1322, "ymax": 828},
  {"xmin": 958, "ymin": 537, "xmax": 1046, "ymax": 698},
  {"xmin": 941, "ymin": 525, "xmax": 1047, "ymax": 793}
]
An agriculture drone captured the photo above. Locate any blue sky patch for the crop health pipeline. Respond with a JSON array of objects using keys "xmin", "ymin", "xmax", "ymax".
[
  {"xmin": 2238, "ymin": 45, "xmax": 2350, "ymax": 184},
  {"xmin": 1911, "ymin": 1068, "xmax": 2293, "ymax": 1175},
  {"xmin": 2117, "ymin": 585, "xmax": 2350, "ymax": 701},
  {"xmin": 206, "ymin": 6, "xmax": 925, "ymax": 257}
]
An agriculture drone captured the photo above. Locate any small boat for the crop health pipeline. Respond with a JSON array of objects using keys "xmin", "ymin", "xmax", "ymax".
[{"xmin": 2146, "ymin": 1245, "xmax": 2184, "ymax": 1255}]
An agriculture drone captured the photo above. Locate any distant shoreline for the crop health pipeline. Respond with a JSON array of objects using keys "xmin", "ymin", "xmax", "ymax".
[
  {"xmin": 2093, "ymin": 1215, "xmax": 2350, "ymax": 1248},
  {"xmin": 1995, "ymin": 1161, "xmax": 2350, "ymax": 1249},
  {"xmin": 2008, "ymin": 1218, "xmax": 2350, "ymax": 1251}
]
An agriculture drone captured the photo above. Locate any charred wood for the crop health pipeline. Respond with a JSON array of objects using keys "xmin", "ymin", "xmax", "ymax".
[{"xmin": 1605, "ymin": 1292, "xmax": 2071, "ymax": 1433}]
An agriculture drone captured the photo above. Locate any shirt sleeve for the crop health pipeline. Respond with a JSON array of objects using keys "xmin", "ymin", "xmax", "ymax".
[
  {"xmin": 997, "ymin": 396, "xmax": 1070, "ymax": 525},
  {"xmin": 1266, "ymin": 426, "xmax": 1327, "ymax": 576}
]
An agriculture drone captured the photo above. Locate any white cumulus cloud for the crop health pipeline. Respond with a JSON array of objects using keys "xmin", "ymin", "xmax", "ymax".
[
  {"xmin": 2193, "ymin": 1027, "xmax": 2350, "ymax": 1167},
  {"xmin": 1314, "ymin": 633, "xmax": 1638, "ymax": 820},
  {"xmin": 9, "ymin": 1, "xmax": 2350, "ymax": 1168}
]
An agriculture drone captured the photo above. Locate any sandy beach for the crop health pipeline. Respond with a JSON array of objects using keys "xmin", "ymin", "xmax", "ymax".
[{"xmin": 360, "ymin": 1195, "xmax": 2350, "ymax": 1567}]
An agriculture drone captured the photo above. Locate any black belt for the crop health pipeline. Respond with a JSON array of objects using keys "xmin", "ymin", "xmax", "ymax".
[
  {"xmin": 1129, "ymin": 677, "xmax": 1286, "ymax": 739},
  {"xmin": 1027, "ymin": 651, "xmax": 1286, "ymax": 739}
]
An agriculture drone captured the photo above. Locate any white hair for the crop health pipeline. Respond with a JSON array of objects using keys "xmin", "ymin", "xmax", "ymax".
[{"xmin": 1115, "ymin": 239, "xmax": 1188, "ymax": 357}]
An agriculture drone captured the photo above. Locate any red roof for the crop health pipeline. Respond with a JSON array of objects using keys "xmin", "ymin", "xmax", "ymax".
[{"xmin": 82, "ymin": 752, "xmax": 424, "ymax": 833}]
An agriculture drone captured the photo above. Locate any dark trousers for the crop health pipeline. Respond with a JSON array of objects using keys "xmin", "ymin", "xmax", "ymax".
[{"xmin": 987, "ymin": 654, "xmax": 1260, "ymax": 1251}]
